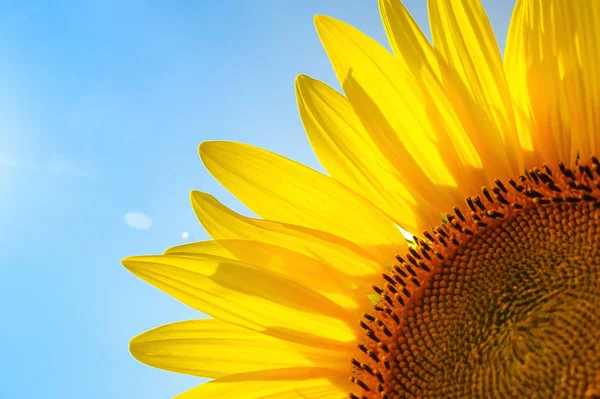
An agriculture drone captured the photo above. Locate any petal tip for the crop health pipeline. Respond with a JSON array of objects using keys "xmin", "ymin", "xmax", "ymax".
[
  {"xmin": 190, "ymin": 190, "xmax": 215, "ymax": 210},
  {"xmin": 121, "ymin": 256, "xmax": 153, "ymax": 273},
  {"xmin": 121, "ymin": 256, "xmax": 136, "ymax": 270},
  {"xmin": 128, "ymin": 333, "xmax": 150, "ymax": 364},
  {"xmin": 295, "ymin": 74, "xmax": 316, "ymax": 96},
  {"xmin": 314, "ymin": 14, "xmax": 336, "ymax": 32},
  {"xmin": 198, "ymin": 140, "xmax": 223, "ymax": 160},
  {"xmin": 189, "ymin": 190, "xmax": 204, "ymax": 203},
  {"xmin": 121, "ymin": 255, "xmax": 161, "ymax": 274},
  {"xmin": 295, "ymin": 73, "xmax": 308, "ymax": 86}
]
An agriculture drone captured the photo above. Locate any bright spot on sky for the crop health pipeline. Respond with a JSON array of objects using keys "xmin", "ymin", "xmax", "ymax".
[
  {"xmin": 124, "ymin": 212, "xmax": 153, "ymax": 230},
  {"xmin": 181, "ymin": 232, "xmax": 189, "ymax": 240}
]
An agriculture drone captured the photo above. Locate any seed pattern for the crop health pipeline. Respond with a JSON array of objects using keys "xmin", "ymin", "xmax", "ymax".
[{"xmin": 350, "ymin": 159, "xmax": 600, "ymax": 399}]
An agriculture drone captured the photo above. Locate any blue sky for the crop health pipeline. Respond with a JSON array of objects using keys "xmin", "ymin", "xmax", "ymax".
[{"xmin": 1, "ymin": 1, "xmax": 515, "ymax": 398}]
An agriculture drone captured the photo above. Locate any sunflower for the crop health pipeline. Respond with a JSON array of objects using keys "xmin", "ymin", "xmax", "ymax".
[{"xmin": 123, "ymin": 0, "xmax": 600, "ymax": 398}]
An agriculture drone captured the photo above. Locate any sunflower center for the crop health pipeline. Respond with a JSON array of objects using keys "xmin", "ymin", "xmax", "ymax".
[{"xmin": 351, "ymin": 159, "xmax": 600, "ymax": 399}]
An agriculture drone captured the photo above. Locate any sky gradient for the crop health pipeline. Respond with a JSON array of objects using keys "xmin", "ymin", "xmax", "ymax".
[{"xmin": 1, "ymin": 1, "xmax": 515, "ymax": 398}]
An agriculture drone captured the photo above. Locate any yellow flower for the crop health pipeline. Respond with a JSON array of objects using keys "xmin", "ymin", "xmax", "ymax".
[{"xmin": 123, "ymin": 1, "xmax": 600, "ymax": 398}]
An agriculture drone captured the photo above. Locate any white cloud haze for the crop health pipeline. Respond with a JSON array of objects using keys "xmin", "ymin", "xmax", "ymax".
[{"xmin": 124, "ymin": 212, "xmax": 153, "ymax": 230}]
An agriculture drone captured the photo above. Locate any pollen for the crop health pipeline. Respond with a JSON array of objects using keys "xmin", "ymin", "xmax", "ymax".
[{"xmin": 351, "ymin": 159, "xmax": 600, "ymax": 399}]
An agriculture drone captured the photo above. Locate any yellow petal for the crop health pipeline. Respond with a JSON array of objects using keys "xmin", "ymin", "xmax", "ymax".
[
  {"xmin": 130, "ymin": 319, "xmax": 347, "ymax": 379},
  {"xmin": 190, "ymin": 191, "xmax": 385, "ymax": 277},
  {"xmin": 428, "ymin": 0, "xmax": 524, "ymax": 177},
  {"xmin": 504, "ymin": 0, "xmax": 568, "ymax": 165},
  {"xmin": 165, "ymin": 240, "xmax": 366, "ymax": 311},
  {"xmin": 379, "ymin": 0, "xmax": 440, "ymax": 78},
  {"xmin": 382, "ymin": 0, "xmax": 526, "ymax": 187},
  {"xmin": 122, "ymin": 254, "xmax": 357, "ymax": 351},
  {"xmin": 296, "ymin": 74, "xmax": 425, "ymax": 234},
  {"xmin": 315, "ymin": 14, "xmax": 455, "ymax": 184},
  {"xmin": 315, "ymin": 15, "xmax": 484, "ymax": 229},
  {"xmin": 378, "ymin": 2, "xmax": 488, "ymax": 184},
  {"xmin": 175, "ymin": 369, "xmax": 349, "ymax": 399},
  {"xmin": 506, "ymin": 0, "xmax": 600, "ymax": 164},
  {"xmin": 166, "ymin": 240, "xmax": 231, "ymax": 258},
  {"xmin": 559, "ymin": 1, "xmax": 600, "ymax": 161},
  {"xmin": 199, "ymin": 141, "xmax": 405, "ymax": 263}
]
